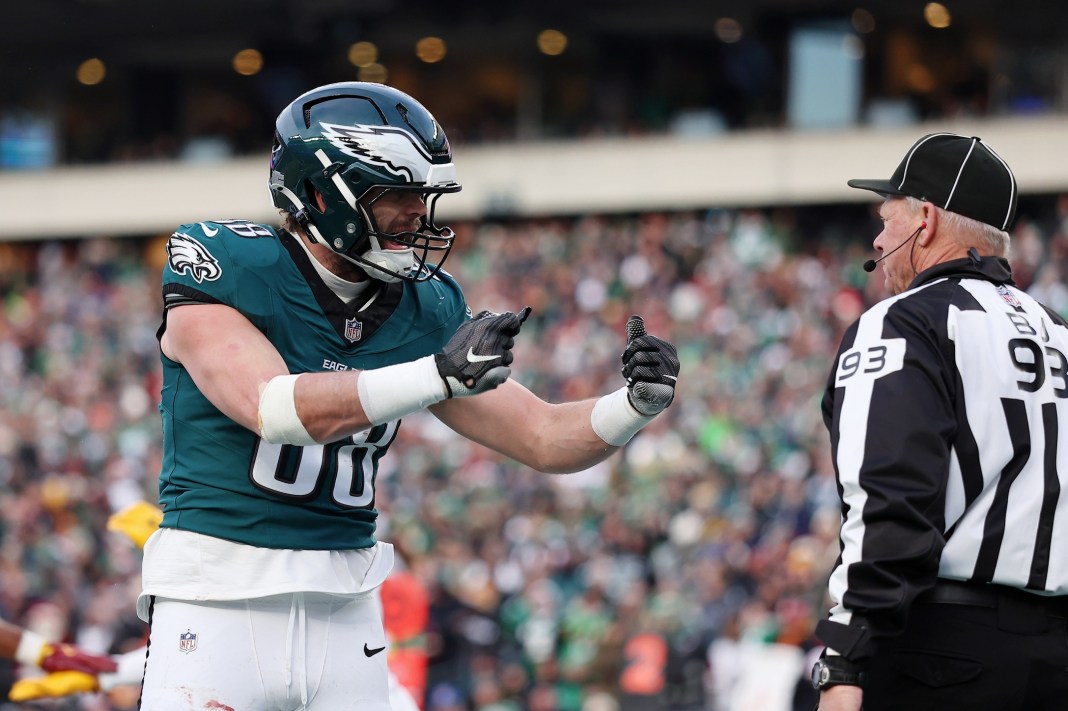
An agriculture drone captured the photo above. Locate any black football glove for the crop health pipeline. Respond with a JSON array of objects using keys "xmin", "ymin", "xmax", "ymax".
[
  {"xmin": 621, "ymin": 315, "xmax": 679, "ymax": 416},
  {"xmin": 435, "ymin": 307, "xmax": 532, "ymax": 397}
]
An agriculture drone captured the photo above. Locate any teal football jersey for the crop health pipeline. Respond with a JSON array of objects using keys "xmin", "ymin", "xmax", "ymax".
[{"xmin": 157, "ymin": 219, "xmax": 469, "ymax": 549}]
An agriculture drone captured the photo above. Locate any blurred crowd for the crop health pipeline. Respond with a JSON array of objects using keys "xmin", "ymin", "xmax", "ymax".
[{"xmin": 1, "ymin": 195, "xmax": 1068, "ymax": 710}]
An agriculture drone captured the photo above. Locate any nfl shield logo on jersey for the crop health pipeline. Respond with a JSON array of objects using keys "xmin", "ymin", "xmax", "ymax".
[
  {"xmin": 997, "ymin": 284, "xmax": 1023, "ymax": 310},
  {"xmin": 179, "ymin": 630, "xmax": 198, "ymax": 653},
  {"xmin": 345, "ymin": 318, "xmax": 364, "ymax": 343}
]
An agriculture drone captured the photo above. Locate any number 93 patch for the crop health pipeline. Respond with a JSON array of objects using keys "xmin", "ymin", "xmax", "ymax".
[{"xmin": 835, "ymin": 338, "xmax": 906, "ymax": 387}]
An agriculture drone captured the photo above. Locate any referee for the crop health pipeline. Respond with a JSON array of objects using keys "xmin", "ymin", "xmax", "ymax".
[{"xmin": 814, "ymin": 133, "xmax": 1068, "ymax": 711}]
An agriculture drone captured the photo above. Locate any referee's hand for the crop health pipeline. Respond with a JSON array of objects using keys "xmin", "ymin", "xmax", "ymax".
[{"xmin": 817, "ymin": 685, "xmax": 863, "ymax": 711}]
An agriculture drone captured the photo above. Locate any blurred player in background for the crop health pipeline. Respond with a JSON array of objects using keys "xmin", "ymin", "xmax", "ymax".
[
  {"xmin": 11, "ymin": 501, "xmax": 426, "ymax": 710},
  {"xmin": 6, "ymin": 502, "xmax": 160, "ymax": 702},
  {"xmin": 136, "ymin": 81, "xmax": 679, "ymax": 709},
  {"xmin": 0, "ymin": 618, "xmax": 119, "ymax": 701},
  {"xmin": 6, "ymin": 502, "xmax": 159, "ymax": 703}
]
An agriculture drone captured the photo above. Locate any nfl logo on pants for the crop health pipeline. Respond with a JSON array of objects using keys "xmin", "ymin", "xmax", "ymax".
[{"xmin": 179, "ymin": 630, "xmax": 198, "ymax": 653}]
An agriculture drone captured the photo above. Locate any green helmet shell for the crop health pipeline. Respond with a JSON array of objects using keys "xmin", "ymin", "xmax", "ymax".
[{"xmin": 269, "ymin": 82, "xmax": 461, "ymax": 281}]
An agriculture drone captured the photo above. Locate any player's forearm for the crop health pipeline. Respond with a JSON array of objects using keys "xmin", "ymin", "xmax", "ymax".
[
  {"xmin": 290, "ymin": 370, "xmax": 375, "ymax": 442},
  {"xmin": 261, "ymin": 359, "xmax": 450, "ymax": 444},
  {"xmin": 434, "ymin": 393, "xmax": 617, "ymax": 474},
  {"xmin": 520, "ymin": 399, "xmax": 622, "ymax": 474},
  {"xmin": 278, "ymin": 358, "xmax": 449, "ymax": 443},
  {"xmin": 259, "ymin": 310, "xmax": 530, "ymax": 445}
]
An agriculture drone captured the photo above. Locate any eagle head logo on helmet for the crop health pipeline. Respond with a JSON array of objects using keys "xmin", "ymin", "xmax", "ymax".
[{"xmin": 268, "ymin": 82, "xmax": 462, "ymax": 283}]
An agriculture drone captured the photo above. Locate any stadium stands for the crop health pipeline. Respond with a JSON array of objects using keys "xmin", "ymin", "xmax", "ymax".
[{"xmin": 1, "ymin": 198, "xmax": 1066, "ymax": 709}]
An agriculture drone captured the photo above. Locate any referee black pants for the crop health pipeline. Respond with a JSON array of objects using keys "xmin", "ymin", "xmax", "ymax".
[{"xmin": 861, "ymin": 581, "xmax": 1068, "ymax": 711}]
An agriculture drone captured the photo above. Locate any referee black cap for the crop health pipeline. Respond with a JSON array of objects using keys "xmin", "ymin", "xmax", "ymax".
[{"xmin": 848, "ymin": 133, "xmax": 1018, "ymax": 231}]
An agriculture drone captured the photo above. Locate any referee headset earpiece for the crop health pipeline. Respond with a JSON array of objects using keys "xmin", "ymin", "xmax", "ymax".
[{"xmin": 862, "ymin": 220, "xmax": 929, "ymax": 273}]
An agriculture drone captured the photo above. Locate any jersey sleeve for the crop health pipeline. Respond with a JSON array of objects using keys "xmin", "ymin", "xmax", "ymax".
[
  {"xmin": 437, "ymin": 268, "xmax": 472, "ymax": 325},
  {"xmin": 161, "ymin": 221, "xmax": 244, "ymax": 309},
  {"xmin": 816, "ymin": 290, "xmax": 955, "ymax": 662},
  {"xmin": 410, "ymin": 267, "xmax": 472, "ymax": 347}
]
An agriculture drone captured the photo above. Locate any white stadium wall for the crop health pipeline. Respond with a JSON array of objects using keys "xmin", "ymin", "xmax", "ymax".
[{"xmin": 3, "ymin": 115, "xmax": 1067, "ymax": 241}]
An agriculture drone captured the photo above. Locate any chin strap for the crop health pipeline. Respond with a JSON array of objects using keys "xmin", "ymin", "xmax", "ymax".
[
  {"xmin": 358, "ymin": 247, "xmax": 416, "ymax": 283},
  {"xmin": 272, "ymin": 183, "xmax": 325, "ymax": 245}
]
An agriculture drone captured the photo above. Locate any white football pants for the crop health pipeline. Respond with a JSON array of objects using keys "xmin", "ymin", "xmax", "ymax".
[{"xmin": 140, "ymin": 591, "xmax": 392, "ymax": 710}]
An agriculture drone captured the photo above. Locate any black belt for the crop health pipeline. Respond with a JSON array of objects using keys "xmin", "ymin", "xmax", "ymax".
[{"xmin": 919, "ymin": 579, "xmax": 1068, "ymax": 619}]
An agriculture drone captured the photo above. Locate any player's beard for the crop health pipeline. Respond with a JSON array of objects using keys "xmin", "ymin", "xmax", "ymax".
[{"xmin": 357, "ymin": 211, "xmax": 434, "ymax": 282}]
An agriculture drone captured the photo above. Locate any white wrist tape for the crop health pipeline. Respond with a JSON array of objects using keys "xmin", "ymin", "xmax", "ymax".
[
  {"xmin": 357, "ymin": 355, "xmax": 448, "ymax": 426},
  {"xmin": 591, "ymin": 386, "xmax": 656, "ymax": 446},
  {"xmin": 258, "ymin": 374, "xmax": 317, "ymax": 445},
  {"xmin": 15, "ymin": 630, "xmax": 47, "ymax": 667}
]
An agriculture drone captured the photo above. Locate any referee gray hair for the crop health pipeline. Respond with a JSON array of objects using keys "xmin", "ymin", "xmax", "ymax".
[{"xmin": 905, "ymin": 196, "xmax": 1010, "ymax": 258}]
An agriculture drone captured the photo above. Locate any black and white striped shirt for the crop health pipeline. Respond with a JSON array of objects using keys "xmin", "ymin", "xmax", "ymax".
[{"xmin": 816, "ymin": 254, "xmax": 1068, "ymax": 660}]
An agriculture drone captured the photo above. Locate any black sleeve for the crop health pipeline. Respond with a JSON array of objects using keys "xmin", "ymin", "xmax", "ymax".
[{"xmin": 155, "ymin": 283, "xmax": 225, "ymax": 343}]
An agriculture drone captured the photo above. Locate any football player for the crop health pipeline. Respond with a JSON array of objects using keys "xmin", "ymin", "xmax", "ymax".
[
  {"xmin": 138, "ymin": 82, "xmax": 679, "ymax": 709},
  {"xmin": 0, "ymin": 621, "xmax": 119, "ymax": 701}
]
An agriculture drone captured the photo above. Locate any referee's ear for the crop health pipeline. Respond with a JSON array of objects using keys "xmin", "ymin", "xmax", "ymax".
[{"xmin": 917, "ymin": 202, "xmax": 938, "ymax": 246}]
